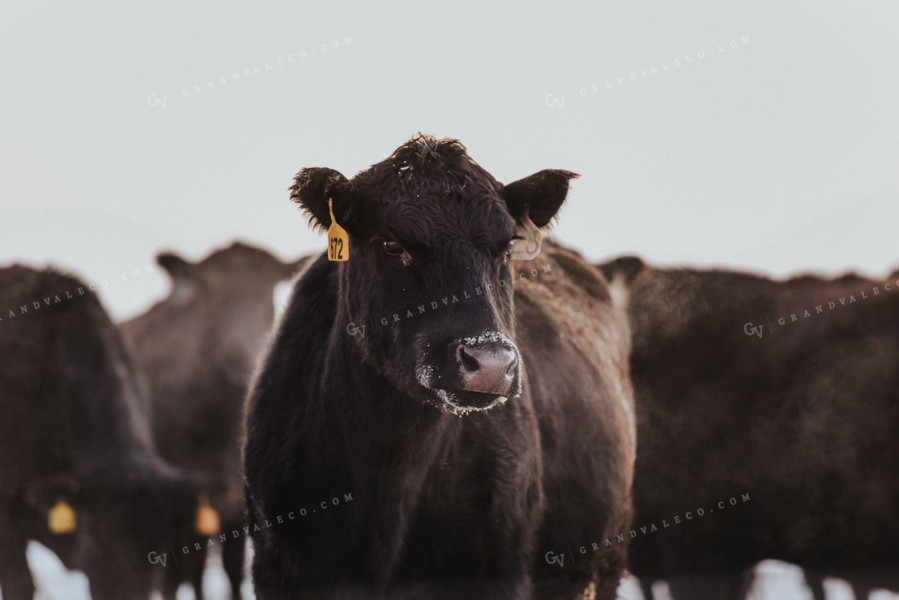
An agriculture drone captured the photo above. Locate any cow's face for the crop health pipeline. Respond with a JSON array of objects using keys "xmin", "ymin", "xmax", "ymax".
[
  {"xmin": 291, "ymin": 135, "xmax": 576, "ymax": 414},
  {"xmin": 75, "ymin": 469, "xmax": 202, "ymax": 600}
]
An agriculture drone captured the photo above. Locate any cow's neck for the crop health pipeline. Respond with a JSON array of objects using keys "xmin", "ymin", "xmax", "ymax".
[{"xmin": 319, "ymin": 324, "xmax": 462, "ymax": 581}]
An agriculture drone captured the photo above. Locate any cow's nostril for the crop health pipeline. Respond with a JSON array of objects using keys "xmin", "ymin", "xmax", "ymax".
[
  {"xmin": 457, "ymin": 345, "xmax": 480, "ymax": 373},
  {"xmin": 505, "ymin": 355, "xmax": 519, "ymax": 375}
]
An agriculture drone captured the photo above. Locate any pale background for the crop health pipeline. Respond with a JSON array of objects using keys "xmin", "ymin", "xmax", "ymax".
[
  {"xmin": 2, "ymin": 1, "xmax": 897, "ymax": 320},
  {"xmin": 2, "ymin": 2, "xmax": 898, "ymax": 598}
]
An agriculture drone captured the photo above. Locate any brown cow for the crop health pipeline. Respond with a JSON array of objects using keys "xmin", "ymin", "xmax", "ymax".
[
  {"xmin": 120, "ymin": 241, "xmax": 305, "ymax": 599},
  {"xmin": 597, "ymin": 256, "xmax": 899, "ymax": 599},
  {"xmin": 0, "ymin": 265, "xmax": 211, "ymax": 600}
]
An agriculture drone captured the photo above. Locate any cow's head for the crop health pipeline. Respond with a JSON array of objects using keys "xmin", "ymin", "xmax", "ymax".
[
  {"xmin": 291, "ymin": 134, "xmax": 577, "ymax": 414},
  {"xmin": 155, "ymin": 242, "xmax": 305, "ymax": 355},
  {"xmin": 74, "ymin": 462, "xmax": 212, "ymax": 600},
  {"xmin": 157, "ymin": 242, "xmax": 302, "ymax": 308}
]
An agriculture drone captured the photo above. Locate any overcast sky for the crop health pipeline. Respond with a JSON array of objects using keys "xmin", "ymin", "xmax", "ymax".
[{"xmin": 2, "ymin": 1, "xmax": 897, "ymax": 319}]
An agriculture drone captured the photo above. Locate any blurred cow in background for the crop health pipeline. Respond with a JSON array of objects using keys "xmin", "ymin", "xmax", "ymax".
[
  {"xmin": 120, "ymin": 241, "xmax": 307, "ymax": 599},
  {"xmin": 597, "ymin": 257, "xmax": 899, "ymax": 600},
  {"xmin": 0, "ymin": 265, "xmax": 212, "ymax": 600}
]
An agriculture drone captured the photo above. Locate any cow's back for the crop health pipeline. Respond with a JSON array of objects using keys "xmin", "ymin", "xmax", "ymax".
[
  {"xmin": 0, "ymin": 265, "xmax": 207, "ymax": 600},
  {"xmin": 0, "ymin": 267, "xmax": 154, "ymax": 487},
  {"xmin": 607, "ymin": 260, "xmax": 899, "ymax": 592}
]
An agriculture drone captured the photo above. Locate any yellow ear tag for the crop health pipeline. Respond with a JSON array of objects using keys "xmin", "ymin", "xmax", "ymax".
[
  {"xmin": 48, "ymin": 498, "xmax": 76, "ymax": 534},
  {"xmin": 327, "ymin": 197, "xmax": 349, "ymax": 262},
  {"xmin": 195, "ymin": 494, "xmax": 220, "ymax": 536}
]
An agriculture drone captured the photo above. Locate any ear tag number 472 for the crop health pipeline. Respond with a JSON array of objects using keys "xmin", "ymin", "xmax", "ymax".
[{"xmin": 328, "ymin": 198, "xmax": 349, "ymax": 262}]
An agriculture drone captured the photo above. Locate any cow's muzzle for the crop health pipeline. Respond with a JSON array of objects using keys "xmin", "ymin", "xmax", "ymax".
[{"xmin": 450, "ymin": 339, "xmax": 518, "ymax": 396}]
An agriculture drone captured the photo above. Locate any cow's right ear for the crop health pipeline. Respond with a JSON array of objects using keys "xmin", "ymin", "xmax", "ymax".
[{"xmin": 289, "ymin": 167, "xmax": 364, "ymax": 235}]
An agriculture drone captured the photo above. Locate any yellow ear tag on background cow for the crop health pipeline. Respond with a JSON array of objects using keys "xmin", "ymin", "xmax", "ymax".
[
  {"xmin": 195, "ymin": 494, "xmax": 220, "ymax": 536},
  {"xmin": 48, "ymin": 498, "xmax": 76, "ymax": 534},
  {"xmin": 327, "ymin": 197, "xmax": 349, "ymax": 262}
]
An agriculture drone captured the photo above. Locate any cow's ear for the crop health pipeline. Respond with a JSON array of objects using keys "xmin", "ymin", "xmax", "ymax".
[
  {"xmin": 157, "ymin": 252, "xmax": 192, "ymax": 279},
  {"xmin": 157, "ymin": 252, "xmax": 196, "ymax": 302},
  {"xmin": 25, "ymin": 474, "xmax": 80, "ymax": 512},
  {"xmin": 289, "ymin": 167, "xmax": 363, "ymax": 234},
  {"xmin": 597, "ymin": 256, "xmax": 647, "ymax": 286},
  {"xmin": 503, "ymin": 169, "xmax": 580, "ymax": 227}
]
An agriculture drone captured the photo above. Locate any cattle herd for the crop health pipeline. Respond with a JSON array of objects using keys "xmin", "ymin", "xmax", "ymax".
[{"xmin": 1, "ymin": 134, "xmax": 896, "ymax": 600}]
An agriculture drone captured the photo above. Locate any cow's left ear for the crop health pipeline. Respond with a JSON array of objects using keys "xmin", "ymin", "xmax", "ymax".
[
  {"xmin": 157, "ymin": 252, "xmax": 197, "ymax": 303},
  {"xmin": 157, "ymin": 252, "xmax": 192, "ymax": 278},
  {"xmin": 289, "ymin": 167, "xmax": 366, "ymax": 235},
  {"xmin": 502, "ymin": 169, "xmax": 580, "ymax": 227},
  {"xmin": 25, "ymin": 474, "xmax": 80, "ymax": 512}
]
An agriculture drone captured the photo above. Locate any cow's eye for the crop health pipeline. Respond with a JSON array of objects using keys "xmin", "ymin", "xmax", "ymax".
[
  {"xmin": 504, "ymin": 236, "xmax": 523, "ymax": 258},
  {"xmin": 383, "ymin": 240, "xmax": 405, "ymax": 256}
]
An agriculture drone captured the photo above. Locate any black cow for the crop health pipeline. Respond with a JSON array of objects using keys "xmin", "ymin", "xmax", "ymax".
[
  {"xmin": 597, "ymin": 256, "xmax": 899, "ymax": 599},
  {"xmin": 120, "ymin": 242, "xmax": 305, "ymax": 599},
  {"xmin": 0, "ymin": 265, "xmax": 213, "ymax": 600},
  {"xmin": 243, "ymin": 134, "xmax": 637, "ymax": 599}
]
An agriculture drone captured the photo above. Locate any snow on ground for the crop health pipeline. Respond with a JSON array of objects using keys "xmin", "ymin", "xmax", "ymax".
[
  {"xmin": 748, "ymin": 561, "xmax": 829, "ymax": 600},
  {"xmin": 17, "ymin": 543, "xmax": 899, "ymax": 600},
  {"xmin": 747, "ymin": 561, "xmax": 899, "ymax": 600},
  {"xmin": 616, "ymin": 561, "xmax": 899, "ymax": 600},
  {"xmin": 24, "ymin": 543, "xmax": 90, "ymax": 600},
  {"xmin": 22, "ymin": 541, "xmax": 254, "ymax": 600}
]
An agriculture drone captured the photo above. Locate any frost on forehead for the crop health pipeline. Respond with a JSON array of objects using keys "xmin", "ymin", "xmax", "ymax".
[{"xmin": 362, "ymin": 134, "xmax": 500, "ymax": 204}]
